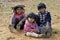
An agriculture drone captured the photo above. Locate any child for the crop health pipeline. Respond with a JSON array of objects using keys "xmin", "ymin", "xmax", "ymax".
[
  {"xmin": 36, "ymin": 3, "xmax": 52, "ymax": 37},
  {"xmin": 24, "ymin": 12, "xmax": 43, "ymax": 37},
  {"xmin": 9, "ymin": 5, "xmax": 25, "ymax": 32}
]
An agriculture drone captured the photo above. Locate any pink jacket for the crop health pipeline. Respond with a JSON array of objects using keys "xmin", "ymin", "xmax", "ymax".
[{"xmin": 24, "ymin": 20, "xmax": 39, "ymax": 33}]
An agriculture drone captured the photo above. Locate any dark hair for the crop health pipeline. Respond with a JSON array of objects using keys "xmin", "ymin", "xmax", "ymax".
[
  {"xmin": 27, "ymin": 12, "xmax": 35, "ymax": 19},
  {"xmin": 13, "ymin": 5, "xmax": 25, "ymax": 12},
  {"xmin": 37, "ymin": 3, "xmax": 46, "ymax": 10}
]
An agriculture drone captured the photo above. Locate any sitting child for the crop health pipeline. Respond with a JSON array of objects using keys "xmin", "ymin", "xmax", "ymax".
[
  {"xmin": 36, "ymin": 3, "xmax": 52, "ymax": 38},
  {"xmin": 9, "ymin": 5, "xmax": 25, "ymax": 32},
  {"xmin": 24, "ymin": 12, "xmax": 43, "ymax": 37}
]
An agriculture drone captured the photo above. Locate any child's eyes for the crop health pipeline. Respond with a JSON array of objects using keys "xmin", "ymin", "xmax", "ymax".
[
  {"xmin": 17, "ymin": 8, "xmax": 22, "ymax": 10},
  {"xmin": 17, "ymin": 9, "xmax": 21, "ymax": 10}
]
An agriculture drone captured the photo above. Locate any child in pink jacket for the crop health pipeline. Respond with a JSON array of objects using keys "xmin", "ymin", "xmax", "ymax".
[{"xmin": 24, "ymin": 12, "xmax": 42, "ymax": 37}]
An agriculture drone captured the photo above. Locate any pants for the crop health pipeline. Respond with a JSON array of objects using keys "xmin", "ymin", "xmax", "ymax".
[
  {"xmin": 25, "ymin": 32, "xmax": 39, "ymax": 37},
  {"xmin": 38, "ymin": 22, "xmax": 52, "ymax": 37}
]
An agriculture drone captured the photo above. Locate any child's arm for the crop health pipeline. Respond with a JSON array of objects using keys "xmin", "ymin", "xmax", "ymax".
[
  {"xmin": 20, "ymin": 17, "xmax": 26, "ymax": 23},
  {"xmin": 43, "ymin": 12, "xmax": 51, "ymax": 25},
  {"xmin": 9, "ymin": 13, "xmax": 14, "ymax": 25},
  {"xmin": 19, "ymin": 16, "xmax": 26, "ymax": 25},
  {"xmin": 19, "ymin": 13, "xmax": 26, "ymax": 25},
  {"xmin": 47, "ymin": 12, "xmax": 51, "ymax": 23},
  {"xmin": 35, "ymin": 22, "xmax": 39, "ymax": 32},
  {"xmin": 46, "ymin": 12, "xmax": 52, "ymax": 29}
]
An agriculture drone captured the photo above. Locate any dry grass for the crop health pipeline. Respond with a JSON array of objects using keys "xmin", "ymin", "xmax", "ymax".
[{"xmin": 0, "ymin": 0, "xmax": 60, "ymax": 40}]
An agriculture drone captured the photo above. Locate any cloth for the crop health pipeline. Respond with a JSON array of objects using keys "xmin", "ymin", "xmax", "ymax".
[
  {"xmin": 24, "ymin": 20, "xmax": 39, "ymax": 33},
  {"xmin": 10, "ymin": 12, "xmax": 25, "ymax": 29},
  {"xmin": 36, "ymin": 11, "xmax": 51, "ymax": 26}
]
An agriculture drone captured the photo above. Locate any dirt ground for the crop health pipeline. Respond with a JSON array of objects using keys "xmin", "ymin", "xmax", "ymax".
[{"xmin": 0, "ymin": 0, "xmax": 60, "ymax": 40}]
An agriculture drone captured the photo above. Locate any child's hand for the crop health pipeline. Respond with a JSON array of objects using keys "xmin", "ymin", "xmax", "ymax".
[
  {"xmin": 19, "ymin": 21, "xmax": 23, "ymax": 25},
  {"xmin": 33, "ymin": 29, "xmax": 37, "ymax": 33}
]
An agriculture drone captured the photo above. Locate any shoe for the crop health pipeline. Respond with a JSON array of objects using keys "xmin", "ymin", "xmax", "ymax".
[{"xmin": 9, "ymin": 25, "xmax": 14, "ymax": 33}]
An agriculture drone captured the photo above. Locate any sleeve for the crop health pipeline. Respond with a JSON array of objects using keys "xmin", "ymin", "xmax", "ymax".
[
  {"xmin": 47, "ymin": 12, "xmax": 51, "ymax": 23},
  {"xmin": 19, "ymin": 13, "xmax": 26, "ymax": 22},
  {"xmin": 45, "ymin": 12, "xmax": 51, "ymax": 26}
]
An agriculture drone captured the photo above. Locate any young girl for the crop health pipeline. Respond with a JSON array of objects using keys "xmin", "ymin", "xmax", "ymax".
[
  {"xmin": 24, "ymin": 12, "xmax": 43, "ymax": 37},
  {"xmin": 9, "ymin": 5, "xmax": 25, "ymax": 32},
  {"xmin": 36, "ymin": 3, "xmax": 52, "ymax": 37}
]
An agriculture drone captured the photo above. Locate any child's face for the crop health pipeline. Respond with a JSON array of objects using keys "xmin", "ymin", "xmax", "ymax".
[
  {"xmin": 28, "ymin": 18, "xmax": 34, "ymax": 23},
  {"xmin": 16, "ymin": 8, "xmax": 23, "ymax": 14},
  {"xmin": 39, "ymin": 8, "xmax": 46, "ymax": 13}
]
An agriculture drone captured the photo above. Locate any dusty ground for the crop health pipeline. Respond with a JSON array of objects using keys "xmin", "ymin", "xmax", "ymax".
[{"xmin": 0, "ymin": 0, "xmax": 60, "ymax": 40}]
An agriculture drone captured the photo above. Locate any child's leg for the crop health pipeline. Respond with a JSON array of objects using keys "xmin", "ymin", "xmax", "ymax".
[
  {"xmin": 19, "ymin": 16, "xmax": 25, "ymax": 30},
  {"xmin": 41, "ymin": 26, "xmax": 47, "ymax": 34},
  {"xmin": 12, "ymin": 17, "xmax": 19, "ymax": 29},
  {"xmin": 25, "ymin": 32, "xmax": 39, "ymax": 37},
  {"xmin": 38, "ymin": 27, "xmax": 42, "ymax": 33},
  {"xmin": 38, "ymin": 26, "xmax": 47, "ymax": 34},
  {"xmin": 16, "ymin": 20, "xmax": 25, "ymax": 31},
  {"xmin": 45, "ymin": 28, "xmax": 52, "ymax": 38},
  {"xmin": 20, "ymin": 21, "xmax": 25, "ymax": 30},
  {"xmin": 38, "ymin": 26, "xmax": 47, "ymax": 38},
  {"xmin": 45, "ymin": 22, "xmax": 52, "ymax": 38},
  {"xmin": 9, "ymin": 17, "xmax": 19, "ymax": 32},
  {"xmin": 9, "ymin": 24, "xmax": 15, "ymax": 32},
  {"xmin": 25, "ymin": 32, "xmax": 44, "ymax": 38}
]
